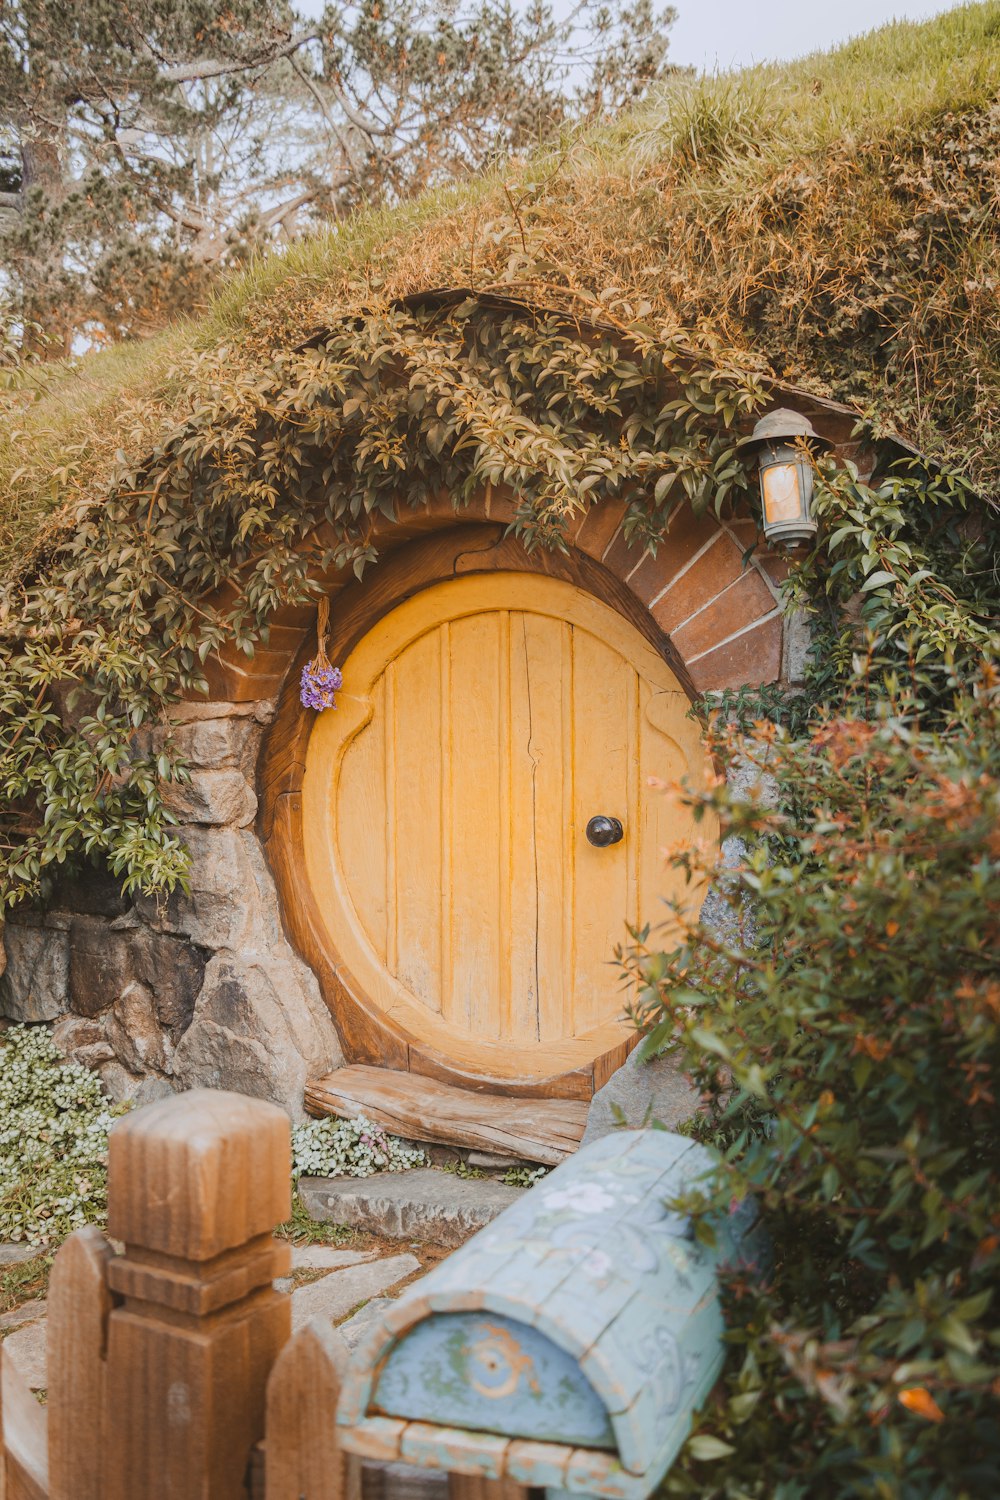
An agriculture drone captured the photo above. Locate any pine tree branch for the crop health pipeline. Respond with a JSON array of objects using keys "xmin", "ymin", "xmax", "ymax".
[{"xmin": 156, "ymin": 30, "xmax": 321, "ymax": 85}]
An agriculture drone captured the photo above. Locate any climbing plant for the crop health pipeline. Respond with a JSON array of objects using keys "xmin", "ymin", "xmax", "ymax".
[{"xmin": 0, "ymin": 296, "xmax": 994, "ymax": 911}]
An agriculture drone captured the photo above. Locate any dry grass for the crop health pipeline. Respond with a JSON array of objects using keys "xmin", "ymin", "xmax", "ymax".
[{"xmin": 3, "ymin": 1, "xmax": 1000, "ymax": 574}]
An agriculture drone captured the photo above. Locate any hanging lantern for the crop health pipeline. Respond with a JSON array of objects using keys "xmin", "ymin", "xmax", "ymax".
[
  {"xmin": 736, "ymin": 408, "xmax": 831, "ymax": 548},
  {"xmin": 300, "ymin": 597, "xmax": 343, "ymax": 712}
]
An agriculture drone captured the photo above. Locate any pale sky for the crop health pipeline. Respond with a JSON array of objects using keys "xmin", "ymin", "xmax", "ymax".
[
  {"xmin": 298, "ymin": 0, "xmax": 962, "ymax": 72},
  {"xmin": 669, "ymin": 0, "xmax": 958, "ymax": 72}
]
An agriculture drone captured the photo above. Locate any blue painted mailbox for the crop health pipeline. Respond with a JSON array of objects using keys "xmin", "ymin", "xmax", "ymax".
[{"xmin": 337, "ymin": 1129, "xmax": 765, "ymax": 1498}]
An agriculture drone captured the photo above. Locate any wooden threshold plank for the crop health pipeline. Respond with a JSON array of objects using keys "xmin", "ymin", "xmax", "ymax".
[{"xmin": 304, "ymin": 1066, "xmax": 588, "ymax": 1166}]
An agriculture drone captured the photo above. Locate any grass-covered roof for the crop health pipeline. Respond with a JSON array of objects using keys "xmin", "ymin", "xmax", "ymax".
[{"xmin": 3, "ymin": 0, "xmax": 1000, "ymax": 576}]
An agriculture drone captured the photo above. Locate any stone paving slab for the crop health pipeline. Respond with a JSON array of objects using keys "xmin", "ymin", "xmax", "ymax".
[
  {"xmin": 291, "ymin": 1254, "xmax": 420, "ymax": 1332},
  {"xmin": 291, "ymin": 1245, "xmax": 374, "ymax": 1272},
  {"xmin": 0, "ymin": 1244, "xmax": 42, "ymax": 1267},
  {"xmin": 274, "ymin": 1245, "xmax": 375, "ymax": 1293},
  {"xmin": 299, "ymin": 1169, "xmax": 523, "ymax": 1247},
  {"xmin": 0, "ymin": 1297, "xmax": 47, "ymax": 1331},
  {"xmin": 4, "ymin": 1316, "xmax": 47, "ymax": 1391},
  {"xmin": 339, "ymin": 1296, "xmax": 394, "ymax": 1349}
]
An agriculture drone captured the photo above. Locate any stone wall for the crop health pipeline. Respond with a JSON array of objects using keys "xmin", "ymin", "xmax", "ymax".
[{"xmin": 0, "ymin": 700, "xmax": 343, "ymax": 1121}]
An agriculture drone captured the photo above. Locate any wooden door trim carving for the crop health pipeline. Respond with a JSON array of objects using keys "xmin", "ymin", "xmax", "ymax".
[{"xmin": 259, "ymin": 524, "xmax": 702, "ymax": 1100}]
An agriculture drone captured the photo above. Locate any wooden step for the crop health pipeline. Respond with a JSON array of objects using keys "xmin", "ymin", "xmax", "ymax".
[{"xmin": 304, "ymin": 1066, "xmax": 588, "ymax": 1166}]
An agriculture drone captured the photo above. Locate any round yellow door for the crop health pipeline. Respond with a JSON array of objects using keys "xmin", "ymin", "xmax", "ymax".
[{"xmin": 302, "ymin": 573, "xmax": 716, "ymax": 1091}]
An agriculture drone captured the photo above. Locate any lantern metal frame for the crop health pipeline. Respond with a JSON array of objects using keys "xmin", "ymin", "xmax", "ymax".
[{"xmin": 736, "ymin": 408, "xmax": 832, "ymax": 547}]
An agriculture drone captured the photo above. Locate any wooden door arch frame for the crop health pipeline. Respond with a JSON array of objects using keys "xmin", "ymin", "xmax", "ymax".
[{"xmin": 259, "ymin": 520, "xmax": 721, "ymax": 1100}]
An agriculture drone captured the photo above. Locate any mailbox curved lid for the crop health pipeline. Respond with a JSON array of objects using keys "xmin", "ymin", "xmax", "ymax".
[{"xmin": 338, "ymin": 1130, "xmax": 759, "ymax": 1477}]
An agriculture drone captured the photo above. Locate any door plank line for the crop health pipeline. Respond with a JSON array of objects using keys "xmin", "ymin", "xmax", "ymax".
[
  {"xmin": 521, "ymin": 614, "xmax": 542, "ymax": 1042},
  {"xmin": 385, "ymin": 661, "xmax": 397, "ymax": 977},
  {"xmin": 563, "ymin": 622, "xmax": 576, "ymax": 1041},
  {"xmin": 628, "ymin": 667, "xmax": 641, "ymax": 935},
  {"xmin": 440, "ymin": 623, "xmax": 452, "ymax": 1025},
  {"xmin": 499, "ymin": 610, "xmax": 513, "ymax": 1041}
]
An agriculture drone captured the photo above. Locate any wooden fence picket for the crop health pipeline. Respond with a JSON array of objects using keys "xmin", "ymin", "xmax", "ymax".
[
  {"xmin": 265, "ymin": 1319, "xmax": 357, "ymax": 1500},
  {"xmin": 47, "ymin": 1226, "xmax": 114, "ymax": 1500},
  {"xmin": 0, "ymin": 1345, "xmax": 49, "ymax": 1500}
]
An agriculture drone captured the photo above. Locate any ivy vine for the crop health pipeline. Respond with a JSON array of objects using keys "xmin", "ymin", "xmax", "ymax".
[{"xmin": 0, "ymin": 298, "xmax": 995, "ymax": 912}]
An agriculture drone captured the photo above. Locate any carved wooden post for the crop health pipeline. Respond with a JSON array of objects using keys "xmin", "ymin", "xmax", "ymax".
[{"xmin": 103, "ymin": 1088, "xmax": 292, "ymax": 1500}]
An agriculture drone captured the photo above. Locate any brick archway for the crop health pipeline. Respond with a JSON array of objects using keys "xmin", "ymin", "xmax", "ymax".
[{"xmin": 200, "ymin": 488, "xmax": 793, "ymax": 708}]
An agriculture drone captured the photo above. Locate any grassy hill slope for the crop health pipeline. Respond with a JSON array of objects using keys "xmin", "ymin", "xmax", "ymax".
[{"xmin": 2, "ymin": 1, "xmax": 999, "ymax": 575}]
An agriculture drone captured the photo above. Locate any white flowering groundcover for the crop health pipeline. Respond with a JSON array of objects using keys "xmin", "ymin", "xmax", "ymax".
[
  {"xmin": 0, "ymin": 1025, "xmax": 428, "ymax": 1247},
  {"xmin": 0, "ymin": 1024, "xmax": 119, "ymax": 1246},
  {"xmin": 291, "ymin": 1115, "xmax": 425, "ymax": 1178}
]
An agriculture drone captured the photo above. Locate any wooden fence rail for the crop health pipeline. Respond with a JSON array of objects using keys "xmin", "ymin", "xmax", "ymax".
[{"xmin": 0, "ymin": 1088, "xmax": 754, "ymax": 1500}]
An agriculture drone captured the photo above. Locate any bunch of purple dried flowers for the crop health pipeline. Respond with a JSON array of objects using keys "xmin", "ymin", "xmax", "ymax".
[
  {"xmin": 300, "ymin": 597, "xmax": 342, "ymax": 711},
  {"xmin": 300, "ymin": 660, "xmax": 342, "ymax": 711}
]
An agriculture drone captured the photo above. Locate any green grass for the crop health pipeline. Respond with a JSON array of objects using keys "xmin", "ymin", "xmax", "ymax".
[{"xmin": 274, "ymin": 1197, "xmax": 358, "ymax": 1247}]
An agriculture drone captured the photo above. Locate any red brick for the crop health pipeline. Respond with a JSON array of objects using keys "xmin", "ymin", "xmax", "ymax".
[
  {"xmin": 602, "ymin": 524, "xmax": 647, "ymax": 579},
  {"xmin": 628, "ymin": 509, "xmax": 722, "ymax": 604},
  {"xmin": 672, "ymin": 571, "xmax": 778, "ymax": 661},
  {"xmin": 756, "ymin": 551, "xmax": 793, "ymax": 587},
  {"xmin": 688, "ymin": 616, "xmax": 784, "ymax": 694},
  {"xmin": 571, "ymin": 497, "xmax": 628, "ymax": 559},
  {"xmin": 651, "ymin": 533, "xmax": 743, "ymax": 635}
]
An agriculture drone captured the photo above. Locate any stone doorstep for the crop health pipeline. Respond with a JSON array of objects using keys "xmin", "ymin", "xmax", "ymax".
[{"xmin": 298, "ymin": 1167, "xmax": 524, "ymax": 1249}]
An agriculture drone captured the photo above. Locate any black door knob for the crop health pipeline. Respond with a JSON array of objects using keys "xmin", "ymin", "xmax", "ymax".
[{"xmin": 586, "ymin": 815, "xmax": 624, "ymax": 847}]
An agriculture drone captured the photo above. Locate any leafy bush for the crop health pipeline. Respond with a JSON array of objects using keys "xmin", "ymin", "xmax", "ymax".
[
  {"xmin": 623, "ymin": 670, "xmax": 1000, "ymax": 1498},
  {"xmin": 291, "ymin": 1114, "xmax": 426, "ymax": 1179},
  {"xmin": 0, "ymin": 1024, "xmax": 120, "ymax": 1246}
]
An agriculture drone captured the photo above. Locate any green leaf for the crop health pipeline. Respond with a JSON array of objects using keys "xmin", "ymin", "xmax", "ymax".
[{"xmin": 687, "ymin": 1436, "xmax": 736, "ymax": 1461}]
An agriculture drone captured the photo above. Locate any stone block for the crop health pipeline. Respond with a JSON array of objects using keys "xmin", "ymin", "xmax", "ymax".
[
  {"xmin": 106, "ymin": 981, "xmax": 171, "ymax": 1074},
  {"xmin": 0, "ymin": 922, "xmax": 69, "ymax": 1022},
  {"xmin": 69, "ymin": 915, "xmax": 136, "ymax": 1017},
  {"xmin": 162, "ymin": 768, "xmax": 257, "ymax": 827},
  {"xmin": 51, "ymin": 1014, "xmax": 115, "ymax": 1069},
  {"xmin": 98, "ymin": 1058, "xmax": 143, "ymax": 1104},
  {"xmin": 135, "ymin": 828, "xmax": 260, "ymax": 949},
  {"xmin": 0, "ymin": 1247, "xmax": 41, "ymax": 1268},
  {"xmin": 0, "ymin": 1298, "xmax": 46, "ymax": 1329},
  {"xmin": 130, "ymin": 929, "xmax": 205, "ymax": 1035},
  {"xmin": 290, "ymin": 1255, "xmax": 421, "ymax": 1331},
  {"xmin": 672, "ymin": 571, "xmax": 777, "ymax": 661},
  {"xmin": 688, "ymin": 614, "xmax": 784, "ymax": 694},
  {"xmin": 651, "ymin": 533, "xmax": 743, "ymax": 635},
  {"xmin": 290, "ymin": 1246, "xmax": 374, "ymax": 1273},
  {"xmin": 783, "ymin": 606, "xmax": 813, "ymax": 683},
  {"xmin": 580, "ymin": 1047, "xmax": 701, "ymax": 1146},
  {"xmin": 159, "ymin": 714, "xmax": 260, "ymax": 771},
  {"xmin": 172, "ymin": 952, "xmax": 342, "ymax": 1120},
  {"xmin": 339, "ymin": 1296, "xmax": 394, "ymax": 1350},
  {"xmin": 298, "ymin": 1170, "xmax": 523, "ymax": 1247},
  {"xmin": 133, "ymin": 1076, "xmax": 177, "ymax": 1108}
]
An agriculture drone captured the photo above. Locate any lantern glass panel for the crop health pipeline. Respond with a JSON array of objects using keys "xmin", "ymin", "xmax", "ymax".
[{"xmin": 760, "ymin": 459, "xmax": 803, "ymax": 526}]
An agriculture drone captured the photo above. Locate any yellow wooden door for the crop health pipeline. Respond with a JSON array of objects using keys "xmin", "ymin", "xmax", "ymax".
[{"xmin": 303, "ymin": 573, "xmax": 716, "ymax": 1090}]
